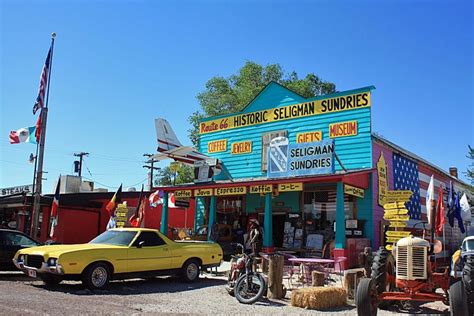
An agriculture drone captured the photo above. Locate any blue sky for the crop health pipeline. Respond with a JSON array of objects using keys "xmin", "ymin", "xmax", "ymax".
[{"xmin": 1, "ymin": 0, "xmax": 472, "ymax": 193}]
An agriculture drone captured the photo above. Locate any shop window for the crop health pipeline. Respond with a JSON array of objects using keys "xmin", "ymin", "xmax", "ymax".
[{"xmin": 261, "ymin": 130, "xmax": 287, "ymax": 171}]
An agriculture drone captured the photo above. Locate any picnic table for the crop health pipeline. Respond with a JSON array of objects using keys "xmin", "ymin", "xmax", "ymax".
[{"xmin": 288, "ymin": 257, "xmax": 336, "ymax": 285}]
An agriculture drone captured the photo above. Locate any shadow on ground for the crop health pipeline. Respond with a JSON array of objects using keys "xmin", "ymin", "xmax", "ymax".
[
  {"xmin": 0, "ymin": 271, "xmax": 31, "ymax": 281},
  {"xmin": 31, "ymin": 275, "xmax": 227, "ymax": 296}
]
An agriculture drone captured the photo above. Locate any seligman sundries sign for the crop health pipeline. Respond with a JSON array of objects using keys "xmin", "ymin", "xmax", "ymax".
[
  {"xmin": 267, "ymin": 138, "xmax": 335, "ymax": 178},
  {"xmin": 199, "ymin": 91, "xmax": 370, "ymax": 134}
]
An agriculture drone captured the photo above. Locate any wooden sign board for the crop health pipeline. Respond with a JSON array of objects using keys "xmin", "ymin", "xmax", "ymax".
[
  {"xmin": 385, "ymin": 230, "xmax": 411, "ymax": 238},
  {"xmin": 384, "ymin": 214, "xmax": 410, "ymax": 221},
  {"xmin": 384, "ymin": 208, "xmax": 409, "ymax": 216},
  {"xmin": 250, "ymin": 185, "xmax": 273, "ymax": 194},
  {"xmin": 174, "ymin": 190, "xmax": 192, "ymax": 198},
  {"xmin": 278, "ymin": 183, "xmax": 303, "ymax": 192},
  {"xmin": 388, "ymin": 221, "xmax": 407, "ymax": 228},
  {"xmin": 215, "ymin": 186, "xmax": 247, "ymax": 196},
  {"xmin": 384, "ymin": 201, "xmax": 407, "ymax": 210},
  {"xmin": 194, "ymin": 188, "xmax": 213, "ymax": 197},
  {"xmin": 344, "ymin": 184, "xmax": 365, "ymax": 198}
]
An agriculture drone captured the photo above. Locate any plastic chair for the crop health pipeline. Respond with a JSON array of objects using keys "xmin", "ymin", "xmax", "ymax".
[
  {"xmin": 327, "ymin": 256, "xmax": 347, "ymax": 285},
  {"xmin": 280, "ymin": 253, "xmax": 301, "ymax": 289}
]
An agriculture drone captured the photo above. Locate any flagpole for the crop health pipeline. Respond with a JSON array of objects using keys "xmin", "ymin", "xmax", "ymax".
[{"xmin": 31, "ymin": 33, "xmax": 56, "ymax": 238}]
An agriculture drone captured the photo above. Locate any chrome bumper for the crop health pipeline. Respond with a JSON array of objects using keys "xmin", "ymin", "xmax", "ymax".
[{"xmin": 13, "ymin": 259, "xmax": 64, "ymax": 275}]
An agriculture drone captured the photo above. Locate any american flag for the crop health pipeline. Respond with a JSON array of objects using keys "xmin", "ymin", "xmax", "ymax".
[
  {"xmin": 393, "ymin": 153, "xmax": 422, "ymax": 219},
  {"xmin": 33, "ymin": 48, "xmax": 51, "ymax": 114}
]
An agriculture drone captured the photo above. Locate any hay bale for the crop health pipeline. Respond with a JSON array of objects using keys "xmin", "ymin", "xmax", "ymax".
[{"xmin": 291, "ymin": 287, "xmax": 347, "ymax": 310}]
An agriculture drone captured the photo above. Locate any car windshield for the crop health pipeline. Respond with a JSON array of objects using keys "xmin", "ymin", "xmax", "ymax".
[
  {"xmin": 89, "ymin": 231, "xmax": 137, "ymax": 246},
  {"xmin": 464, "ymin": 239, "xmax": 474, "ymax": 251}
]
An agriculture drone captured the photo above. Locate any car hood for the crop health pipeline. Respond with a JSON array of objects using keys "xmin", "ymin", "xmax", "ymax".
[{"xmin": 16, "ymin": 243, "xmax": 124, "ymax": 258}]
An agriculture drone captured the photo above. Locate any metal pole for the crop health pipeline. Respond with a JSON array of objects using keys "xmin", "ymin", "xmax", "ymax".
[{"xmin": 31, "ymin": 33, "xmax": 55, "ymax": 238}]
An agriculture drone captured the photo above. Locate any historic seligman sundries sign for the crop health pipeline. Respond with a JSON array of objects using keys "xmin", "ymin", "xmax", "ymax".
[{"xmin": 268, "ymin": 138, "xmax": 335, "ymax": 178}]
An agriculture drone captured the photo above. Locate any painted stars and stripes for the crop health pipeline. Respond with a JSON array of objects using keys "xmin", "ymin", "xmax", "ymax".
[
  {"xmin": 393, "ymin": 153, "xmax": 422, "ymax": 220},
  {"xmin": 33, "ymin": 48, "xmax": 51, "ymax": 115}
]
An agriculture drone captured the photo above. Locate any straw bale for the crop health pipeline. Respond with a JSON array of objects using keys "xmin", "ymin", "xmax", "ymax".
[{"xmin": 290, "ymin": 287, "xmax": 347, "ymax": 310}]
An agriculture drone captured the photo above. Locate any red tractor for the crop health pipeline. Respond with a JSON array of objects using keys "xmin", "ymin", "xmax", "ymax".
[{"xmin": 356, "ymin": 230, "xmax": 471, "ymax": 315}]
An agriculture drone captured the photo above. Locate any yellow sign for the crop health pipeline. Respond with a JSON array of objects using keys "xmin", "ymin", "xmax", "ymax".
[
  {"xmin": 377, "ymin": 152, "xmax": 388, "ymax": 206},
  {"xmin": 231, "ymin": 141, "xmax": 252, "ymax": 154},
  {"xmin": 296, "ymin": 131, "xmax": 323, "ymax": 143},
  {"xmin": 385, "ymin": 231, "xmax": 411, "ymax": 238},
  {"xmin": 386, "ymin": 236, "xmax": 405, "ymax": 243},
  {"xmin": 278, "ymin": 183, "xmax": 303, "ymax": 192},
  {"xmin": 174, "ymin": 190, "xmax": 192, "ymax": 198},
  {"xmin": 194, "ymin": 188, "xmax": 213, "ymax": 197},
  {"xmin": 384, "ymin": 190, "xmax": 413, "ymax": 203},
  {"xmin": 329, "ymin": 120, "xmax": 358, "ymax": 138},
  {"xmin": 385, "ymin": 244, "xmax": 393, "ymax": 251},
  {"xmin": 384, "ymin": 208, "xmax": 409, "ymax": 216},
  {"xmin": 388, "ymin": 221, "xmax": 407, "ymax": 228},
  {"xmin": 250, "ymin": 185, "xmax": 273, "ymax": 194},
  {"xmin": 199, "ymin": 91, "xmax": 371, "ymax": 134},
  {"xmin": 344, "ymin": 184, "xmax": 365, "ymax": 198},
  {"xmin": 383, "ymin": 214, "xmax": 410, "ymax": 221},
  {"xmin": 384, "ymin": 201, "xmax": 406, "ymax": 209},
  {"xmin": 207, "ymin": 139, "xmax": 227, "ymax": 153},
  {"xmin": 215, "ymin": 186, "xmax": 247, "ymax": 196},
  {"xmin": 115, "ymin": 204, "xmax": 129, "ymax": 228}
]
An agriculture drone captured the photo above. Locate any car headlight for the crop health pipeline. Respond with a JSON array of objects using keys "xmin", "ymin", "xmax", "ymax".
[
  {"xmin": 48, "ymin": 258, "xmax": 57, "ymax": 266},
  {"xmin": 18, "ymin": 254, "xmax": 25, "ymax": 262}
]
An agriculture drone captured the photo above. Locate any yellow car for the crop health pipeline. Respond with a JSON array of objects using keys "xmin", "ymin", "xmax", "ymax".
[{"xmin": 13, "ymin": 228, "xmax": 223, "ymax": 290}]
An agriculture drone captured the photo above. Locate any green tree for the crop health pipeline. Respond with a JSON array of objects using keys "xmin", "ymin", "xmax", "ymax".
[
  {"xmin": 188, "ymin": 61, "xmax": 336, "ymax": 146},
  {"xmin": 467, "ymin": 145, "xmax": 474, "ymax": 185},
  {"xmin": 156, "ymin": 163, "xmax": 194, "ymax": 186}
]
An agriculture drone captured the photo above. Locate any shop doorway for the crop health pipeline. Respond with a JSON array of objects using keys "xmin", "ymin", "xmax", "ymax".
[{"xmin": 272, "ymin": 214, "xmax": 286, "ymax": 248}]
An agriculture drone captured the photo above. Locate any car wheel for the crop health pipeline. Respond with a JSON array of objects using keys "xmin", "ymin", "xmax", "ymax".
[
  {"xmin": 181, "ymin": 259, "xmax": 200, "ymax": 282},
  {"xmin": 40, "ymin": 274, "xmax": 62, "ymax": 286},
  {"xmin": 449, "ymin": 280, "xmax": 469, "ymax": 316},
  {"xmin": 82, "ymin": 262, "xmax": 111, "ymax": 290},
  {"xmin": 462, "ymin": 255, "xmax": 474, "ymax": 315}
]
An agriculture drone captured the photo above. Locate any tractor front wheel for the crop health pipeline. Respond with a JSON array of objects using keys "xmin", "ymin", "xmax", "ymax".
[
  {"xmin": 355, "ymin": 278, "xmax": 378, "ymax": 316},
  {"xmin": 462, "ymin": 255, "xmax": 474, "ymax": 314},
  {"xmin": 371, "ymin": 247, "xmax": 395, "ymax": 309},
  {"xmin": 449, "ymin": 280, "xmax": 469, "ymax": 316}
]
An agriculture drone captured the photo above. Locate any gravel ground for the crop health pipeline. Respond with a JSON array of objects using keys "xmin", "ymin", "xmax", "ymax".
[{"xmin": 0, "ymin": 268, "xmax": 449, "ymax": 315}]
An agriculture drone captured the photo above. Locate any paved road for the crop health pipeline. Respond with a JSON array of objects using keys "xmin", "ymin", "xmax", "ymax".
[{"xmin": 0, "ymin": 271, "xmax": 449, "ymax": 315}]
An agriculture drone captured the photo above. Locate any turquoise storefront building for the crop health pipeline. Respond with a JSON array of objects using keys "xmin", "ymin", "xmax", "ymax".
[{"xmin": 157, "ymin": 81, "xmax": 471, "ymax": 267}]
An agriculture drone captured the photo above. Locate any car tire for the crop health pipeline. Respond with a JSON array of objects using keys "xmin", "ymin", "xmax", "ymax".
[
  {"xmin": 462, "ymin": 255, "xmax": 474, "ymax": 314},
  {"xmin": 181, "ymin": 259, "xmax": 200, "ymax": 283},
  {"xmin": 82, "ymin": 262, "xmax": 111, "ymax": 290},
  {"xmin": 449, "ymin": 280, "xmax": 469, "ymax": 316},
  {"xmin": 40, "ymin": 274, "xmax": 62, "ymax": 286},
  {"xmin": 355, "ymin": 278, "xmax": 378, "ymax": 316}
]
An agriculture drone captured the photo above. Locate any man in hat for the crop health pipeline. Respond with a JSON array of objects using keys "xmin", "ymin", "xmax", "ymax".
[{"xmin": 249, "ymin": 219, "xmax": 263, "ymax": 256}]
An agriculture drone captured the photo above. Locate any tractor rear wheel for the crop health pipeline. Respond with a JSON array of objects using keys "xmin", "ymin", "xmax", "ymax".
[
  {"xmin": 355, "ymin": 278, "xmax": 378, "ymax": 316},
  {"xmin": 371, "ymin": 248, "xmax": 395, "ymax": 309},
  {"xmin": 462, "ymin": 255, "xmax": 474, "ymax": 314},
  {"xmin": 449, "ymin": 280, "xmax": 469, "ymax": 316}
]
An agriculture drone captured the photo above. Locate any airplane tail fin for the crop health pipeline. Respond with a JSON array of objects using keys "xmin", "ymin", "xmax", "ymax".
[{"xmin": 155, "ymin": 118, "xmax": 183, "ymax": 152}]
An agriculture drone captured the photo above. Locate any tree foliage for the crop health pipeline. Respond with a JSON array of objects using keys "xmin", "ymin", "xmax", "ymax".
[
  {"xmin": 188, "ymin": 61, "xmax": 336, "ymax": 146},
  {"xmin": 467, "ymin": 145, "xmax": 474, "ymax": 185},
  {"xmin": 156, "ymin": 163, "xmax": 194, "ymax": 186}
]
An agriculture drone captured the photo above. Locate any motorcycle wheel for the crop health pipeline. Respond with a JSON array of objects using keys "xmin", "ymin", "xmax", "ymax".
[{"xmin": 234, "ymin": 273, "xmax": 266, "ymax": 304}]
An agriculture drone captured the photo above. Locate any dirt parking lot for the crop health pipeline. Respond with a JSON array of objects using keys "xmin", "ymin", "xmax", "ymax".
[{"xmin": 0, "ymin": 271, "xmax": 449, "ymax": 315}]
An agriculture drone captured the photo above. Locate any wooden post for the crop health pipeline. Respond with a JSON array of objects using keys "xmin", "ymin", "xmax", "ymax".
[{"xmin": 267, "ymin": 254, "xmax": 284, "ymax": 299}]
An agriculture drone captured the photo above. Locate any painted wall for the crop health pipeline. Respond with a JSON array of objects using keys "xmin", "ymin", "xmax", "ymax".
[
  {"xmin": 199, "ymin": 84, "xmax": 374, "ymax": 180},
  {"xmin": 372, "ymin": 137, "xmax": 470, "ymax": 254}
]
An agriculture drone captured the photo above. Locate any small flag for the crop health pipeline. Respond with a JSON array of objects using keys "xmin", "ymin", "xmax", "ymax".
[
  {"xmin": 460, "ymin": 193, "xmax": 471, "ymax": 222},
  {"xmin": 149, "ymin": 189, "xmax": 163, "ymax": 207},
  {"xmin": 106, "ymin": 184, "xmax": 122, "ymax": 215},
  {"xmin": 9, "ymin": 126, "xmax": 38, "ymax": 144},
  {"xmin": 50, "ymin": 177, "xmax": 61, "ymax": 238},
  {"xmin": 106, "ymin": 216, "xmax": 116, "ymax": 230},
  {"xmin": 35, "ymin": 112, "xmax": 42, "ymax": 143},
  {"xmin": 435, "ymin": 185, "xmax": 445, "ymax": 236},
  {"xmin": 33, "ymin": 48, "xmax": 51, "ymax": 115},
  {"xmin": 426, "ymin": 175, "xmax": 435, "ymax": 225},
  {"xmin": 129, "ymin": 185, "xmax": 144, "ymax": 228},
  {"xmin": 447, "ymin": 181, "xmax": 455, "ymax": 227}
]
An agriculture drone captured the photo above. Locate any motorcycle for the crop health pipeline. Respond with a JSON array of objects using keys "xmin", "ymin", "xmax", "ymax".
[{"xmin": 225, "ymin": 243, "xmax": 266, "ymax": 304}]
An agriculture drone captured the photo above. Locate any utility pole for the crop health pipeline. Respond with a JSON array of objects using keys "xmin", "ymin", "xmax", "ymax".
[
  {"xmin": 143, "ymin": 153, "xmax": 160, "ymax": 190},
  {"xmin": 73, "ymin": 152, "xmax": 89, "ymax": 176}
]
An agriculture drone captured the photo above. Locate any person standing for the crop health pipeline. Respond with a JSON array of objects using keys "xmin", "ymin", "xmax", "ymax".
[{"xmin": 249, "ymin": 219, "xmax": 263, "ymax": 256}]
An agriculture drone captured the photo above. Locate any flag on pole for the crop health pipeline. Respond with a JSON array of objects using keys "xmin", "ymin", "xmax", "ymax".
[
  {"xmin": 35, "ymin": 111, "xmax": 42, "ymax": 142},
  {"xmin": 33, "ymin": 48, "xmax": 51, "ymax": 115},
  {"xmin": 106, "ymin": 184, "xmax": 122, "ymax": 216},
  {"xmin": 9, "ymin": 126, "xmax": 38, "ymax": 144},
  {"xmin": 149, "ymin": 189, "xmax": 163, "ymax": 207},
  {"xmin": 49, "ymin": 177, "xmax": 61, "ymax": 238},
  {"xmin": 426, "ymin": 175, "xmax": 435, "ymax": 225},
  {"xmin": 435, "ymin": 185, "xmax": 445, "ymax": 236},
  {"xmin": 129, "ymin": 185, "xmax": 145, "ymax": 228}
]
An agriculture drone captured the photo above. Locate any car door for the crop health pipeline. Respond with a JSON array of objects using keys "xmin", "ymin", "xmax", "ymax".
[
  {"xmin": 0, "ymin": 231, "xmax": 39, "ymax": 270},
  {"xmin": 127, "ymin": 231, "xmax": 171, "ymax": 273}
]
